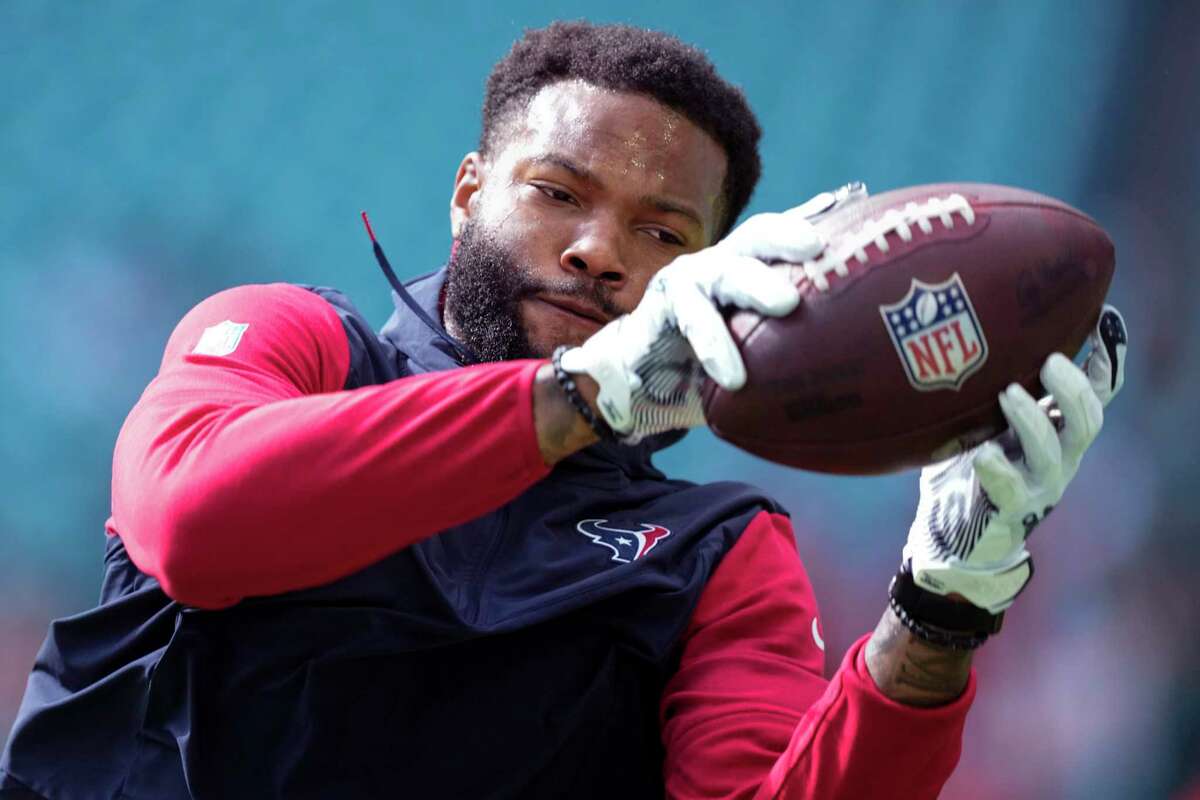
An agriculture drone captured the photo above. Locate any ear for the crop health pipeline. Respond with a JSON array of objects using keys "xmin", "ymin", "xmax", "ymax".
[{"xmin": 450, "ymin": 152, "xmax": 485, "ymax": 239}]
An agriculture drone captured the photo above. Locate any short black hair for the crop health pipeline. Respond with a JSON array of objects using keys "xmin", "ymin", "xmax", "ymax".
[{"xmin": 480, "ymin": 21, "xmax": 762, "ymax": 240}]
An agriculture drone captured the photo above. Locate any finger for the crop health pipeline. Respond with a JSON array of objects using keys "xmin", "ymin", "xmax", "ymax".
[
  {"xmin": 710, "ymin": 255, "xmax": 801, "ymax": 317},
  {"xmin": 1082, "ymin": 304, "xmax": 1128, "ymax": 407},
  {"xmin": 782, "ymin": 182, "xmax": 870, "ymax": 221},
  {"xmin": 669, "ymin": 283, "xmax": 747, "ymax": 390},
  {"xmin": 1041, "ymin": 352, "xmax": 1103, "ymax": 462},
  {"xmin": 761, "ymin": 215, "xmax": 825, "ymax": 263},
  {"xmin": 727, "ymin": 214, "xmax": 826, "ymax": 263},
  {"xmin": 973, "ymin": 441, "xmax": 1026, "ymax": 510},
  {"xmin": 998, "ymin": 382, "xmax": 1061, "ymax": 480},
  {"xmin": 784, "ymin": 191, "xmax": 837, "ymax": 219}
]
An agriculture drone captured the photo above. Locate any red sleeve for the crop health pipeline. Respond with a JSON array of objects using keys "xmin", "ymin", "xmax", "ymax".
[
  {"xmin": 108, "ymin": 283, "xmax": 550, "ymax": 609},
  {"xmin": 661, "ymin": 511, "xmax": 975, "ymax": 799}
]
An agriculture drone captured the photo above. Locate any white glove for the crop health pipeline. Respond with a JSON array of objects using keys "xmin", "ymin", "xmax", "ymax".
[
  {"xmin": 560, "ymin": 197, "xmax": 837, "ymax": 442},
  {"xmin": 904, "ymin": 305, "xmax": 1129, "ymax": 614}
]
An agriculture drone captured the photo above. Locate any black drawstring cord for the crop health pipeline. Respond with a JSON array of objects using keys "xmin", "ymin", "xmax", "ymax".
[{"xmin": 361, "ymin": 212, "xmax": 476, "ymax": 365}]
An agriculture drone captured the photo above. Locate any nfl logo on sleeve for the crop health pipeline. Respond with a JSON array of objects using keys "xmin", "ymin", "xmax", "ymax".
[
  {"xmin": 879, "ymin": 274, "xmax": 988, "ymax": 391},
  {"xmin": 193, "ymin": 320, "xmax": 250, "ymax": 357}
]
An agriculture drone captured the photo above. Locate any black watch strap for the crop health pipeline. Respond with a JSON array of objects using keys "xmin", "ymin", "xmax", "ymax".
[{"xmin": 888, "ymin": 568, "xmax": 1004, "ymax": 650}]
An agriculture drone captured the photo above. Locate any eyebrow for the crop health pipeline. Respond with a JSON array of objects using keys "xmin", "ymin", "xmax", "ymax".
[
  {"xmin": 527, "ymin": 153, "xmax": 706, "ymax": 232},
  {"xmin": 639, "ymin": 194, "xmax": 704, "ymax": 231}
]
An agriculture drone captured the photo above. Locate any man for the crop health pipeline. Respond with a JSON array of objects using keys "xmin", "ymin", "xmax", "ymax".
[{"xmin": 1, "ymin": 21, "xmax": 1126, "ymax": 800}]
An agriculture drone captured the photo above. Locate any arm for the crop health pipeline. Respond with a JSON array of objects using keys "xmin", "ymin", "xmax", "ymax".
[
  {"xmin": 872, "ymin": 308, "xmax": 1128, "ymax": 705},
  {"xmin": 533, "ymin": 363, "xmax": 600, "ymax": 462},
  {"xmin": 665, "ymin": 310, "xmax": 1128, "ymax": 798},
  {"xmin": 111, "ymin": 283, "xmax": 596, "ymax": 609},
  {"xmin": 865, "ymin": 611, "xmax": 972, "ymax": 707},
  {"xmin": 661, "ymin": 511, "xmax": 972, "ymax": 800}
]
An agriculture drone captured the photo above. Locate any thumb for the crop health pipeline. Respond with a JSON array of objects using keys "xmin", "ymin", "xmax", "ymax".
[{"xmin": 1083, "ymin": 304, "xmax": 1128, "ymax": 407}]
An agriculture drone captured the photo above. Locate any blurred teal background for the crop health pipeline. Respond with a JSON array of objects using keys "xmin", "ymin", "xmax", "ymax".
[{"xmin": 2, "ymin": 2, "xmax": 1198, "ymax": 798}]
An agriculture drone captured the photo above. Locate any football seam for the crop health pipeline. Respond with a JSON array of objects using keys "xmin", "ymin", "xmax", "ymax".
[{"xmin": 725, "ymin": 198, "xmax": 1101, "ymax": 358}]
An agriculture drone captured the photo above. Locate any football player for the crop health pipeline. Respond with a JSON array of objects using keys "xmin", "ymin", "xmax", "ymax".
[{"xmin": 0, "ymin": 21, "xmax": 1126, "ymax": 800}]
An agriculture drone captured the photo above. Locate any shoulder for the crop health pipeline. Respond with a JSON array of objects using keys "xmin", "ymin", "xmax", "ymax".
[
  {"xmin": 664, "ymin": 480, "xmax": 803, "ymax": 600},
  {"xmin": 660, "ymin": 478, "xmax": 788, "ymax": 537},
  {"xmin": 173, "ymin": 282, "xmax": 337, "ymax": 327},
  {"xmin": 695, "ymin": 479, "xmax": 787, "ymax": 514},
  {"xmin": 158, "ymin": 283, "xmax": 351, "ymax": 393},
  {"xmin": 166, "ymin": 283, "xmax": 405, "ymax": 389},
  {"xmin": 164, "ymin": 283, "xmax": 345, "ymax": 362}
]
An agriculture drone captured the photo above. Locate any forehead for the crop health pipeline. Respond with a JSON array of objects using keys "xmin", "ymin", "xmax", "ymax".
[{"xmin": 498, "ymin": 81, "xmax": 727, "ymax": 227}]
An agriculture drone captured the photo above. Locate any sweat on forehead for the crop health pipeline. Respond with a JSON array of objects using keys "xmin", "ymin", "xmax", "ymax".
[
  {"xmin": 487, "ymin": 82, "xmax": 677, "ymax": 152},
  {"xmin": 520, "ymin": 83, "xmax": 699, "ymax": 161}
]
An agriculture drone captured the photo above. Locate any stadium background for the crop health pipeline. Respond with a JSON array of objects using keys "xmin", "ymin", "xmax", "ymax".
[{"xmin": 2, "ymin": 2, "xmax": 1197, "ymax": 797}]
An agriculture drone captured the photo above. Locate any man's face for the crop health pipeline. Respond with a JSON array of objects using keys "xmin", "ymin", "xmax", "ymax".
[{"xmin": 444, "ymin": 80, "xmax": 728, "ymax": 362}]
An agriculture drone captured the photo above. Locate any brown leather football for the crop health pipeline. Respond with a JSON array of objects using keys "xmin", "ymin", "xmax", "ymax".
[{"xmin": 701, "ymin": 183, "xmax": 1115, "ymax": 474}]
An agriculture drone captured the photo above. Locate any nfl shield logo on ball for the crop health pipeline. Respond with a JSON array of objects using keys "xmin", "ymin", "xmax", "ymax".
[{"xmin": 879, "ymin": 273, "xmax": 988, "ymax": 391}]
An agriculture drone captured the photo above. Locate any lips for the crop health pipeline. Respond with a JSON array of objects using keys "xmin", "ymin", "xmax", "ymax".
[{"xmin": 534, "ymin": 295, "xmax": 611, "ymax": 326}]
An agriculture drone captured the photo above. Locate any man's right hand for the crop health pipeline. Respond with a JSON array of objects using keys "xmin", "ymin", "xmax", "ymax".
[{"xmin": 559, "ymin": 200, "xmax": 828, "ymax": 443}]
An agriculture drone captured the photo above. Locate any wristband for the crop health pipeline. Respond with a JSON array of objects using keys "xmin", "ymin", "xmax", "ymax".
[
  {"xmin": 888, "ymin": 567, "xmax": 1003, "ymax": 651},
  {"xmin": 552, "ymin": 346, "xmax": 616, "ymax": 443}
]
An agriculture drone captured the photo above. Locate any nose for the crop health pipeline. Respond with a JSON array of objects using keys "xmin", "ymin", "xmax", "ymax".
[{"xmin": 560, "ymin": 223, "xmax": 627, "ymax": 287}]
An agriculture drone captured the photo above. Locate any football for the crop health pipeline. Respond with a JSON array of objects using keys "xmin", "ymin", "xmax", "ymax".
[{"xmin": 702, "ymin": 183, "xmax": 1116, "ymax": 474}]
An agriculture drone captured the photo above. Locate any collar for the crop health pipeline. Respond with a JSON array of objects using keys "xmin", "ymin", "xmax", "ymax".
[{"xmin": 379, "ymin": 268, "xmax": 464, "ymax": 374}]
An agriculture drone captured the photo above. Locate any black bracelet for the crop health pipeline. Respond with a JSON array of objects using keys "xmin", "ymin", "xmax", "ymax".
[
  {"xmin": 887, "ymin": 568, "xmax": 1003, "ymax": 651},
  {"xmin": 888, "ymin": 595, "xmax": 989, "ymax": 651},
  {"xmin": 552, "ymin": 346, "xmax": 616, "ymax": 442}
]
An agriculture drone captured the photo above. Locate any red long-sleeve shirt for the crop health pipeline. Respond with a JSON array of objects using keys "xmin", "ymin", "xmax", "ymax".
[{"xmin": 108, "ymin": 283, "xmax": 973, "ymax": 797}]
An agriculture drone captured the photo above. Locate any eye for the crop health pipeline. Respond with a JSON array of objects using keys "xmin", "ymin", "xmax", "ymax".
[
  {"xmin": 646, "ymin": 228, "xmax": 686, "ymax": 247},
  {"xmin": 533, "ymin": 184, "xmax": 578, "ymax": 205}
]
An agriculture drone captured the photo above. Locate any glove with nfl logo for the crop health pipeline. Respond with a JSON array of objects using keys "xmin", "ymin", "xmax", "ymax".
[
  {"xmin": 902, "ymin": 306, "xmax": 1128, "ymax": 616},
  {"xmin": 561, "ymin": 184, "xmax": 865, "ymax": 443}
]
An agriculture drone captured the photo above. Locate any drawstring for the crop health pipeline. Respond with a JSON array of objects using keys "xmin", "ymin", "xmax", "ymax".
[{"xmin": 361, "ymin": 212, "xmax": 476, "ymax": 365}]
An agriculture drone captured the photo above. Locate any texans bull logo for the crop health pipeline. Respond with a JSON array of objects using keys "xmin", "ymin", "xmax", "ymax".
[
  {"xmin": 879, "ymin": 273, "xmax": 989, "ymax": 391},
  {"xmin": 576, "ymin": 519, "xmax": 672, "ymax": 564}
]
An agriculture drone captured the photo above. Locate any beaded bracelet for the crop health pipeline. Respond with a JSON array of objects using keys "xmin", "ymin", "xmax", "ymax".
[{"xmin": 552, "ymin": 346, "xmax": 616, "ymax": 443}]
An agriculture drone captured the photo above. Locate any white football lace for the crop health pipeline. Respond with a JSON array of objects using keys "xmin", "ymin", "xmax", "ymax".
[{"xmin": 801, "ymin": 193, "xmax": 977, "ymax": 291}]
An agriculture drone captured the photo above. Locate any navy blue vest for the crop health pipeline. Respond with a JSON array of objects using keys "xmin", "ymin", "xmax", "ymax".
[{"xmin": 1, "ymin": 270, "xmax": 779, "ymax": 800}]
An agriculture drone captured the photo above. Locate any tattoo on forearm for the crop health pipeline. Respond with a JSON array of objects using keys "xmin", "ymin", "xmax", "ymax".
[
  {"xmin": 865, "ymin": 609, "xmax": 973, "ymax": 707},
  {"xmin": 896, "ymin": 648, "xmax": 971, "ymax": 694},
  {"xmin": 533, "ymin": 365, "xmax": 598, "ymax": 465}
]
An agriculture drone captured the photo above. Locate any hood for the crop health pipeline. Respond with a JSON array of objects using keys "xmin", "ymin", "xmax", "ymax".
[{"xmin": 379, "ymin": 266, "xmax": 685, "ymax": 480}]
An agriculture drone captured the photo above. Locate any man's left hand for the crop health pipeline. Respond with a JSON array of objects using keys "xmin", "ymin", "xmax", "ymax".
[{"xmin": 903, "ymin": 305, "xmax": 1129, "ymax": 614}]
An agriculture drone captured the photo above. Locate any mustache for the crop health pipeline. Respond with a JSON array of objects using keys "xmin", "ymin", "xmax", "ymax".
[{"xmin": 512, "ymin": 271, "xmax": 625, "ymax": 321}]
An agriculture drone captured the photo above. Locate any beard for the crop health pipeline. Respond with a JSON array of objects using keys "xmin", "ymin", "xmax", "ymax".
[{"xmin": 444, "ymin": 220, "xmax": 621, "ymax": 363}]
